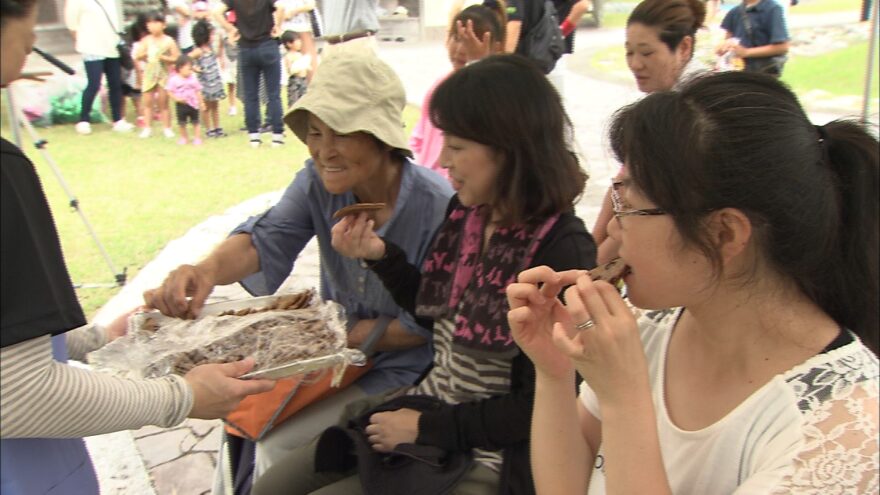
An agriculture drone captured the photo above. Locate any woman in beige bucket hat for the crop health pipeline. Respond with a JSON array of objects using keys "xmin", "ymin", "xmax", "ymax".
[{"xmin": 143, "ymin": 51, "xmax": 454, "ymax": 492}]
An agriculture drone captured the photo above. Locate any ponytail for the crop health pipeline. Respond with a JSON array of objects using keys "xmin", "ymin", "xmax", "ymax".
[{"xmin": 816, "ymin": 120, "xmax": 879, "ymax": 352}]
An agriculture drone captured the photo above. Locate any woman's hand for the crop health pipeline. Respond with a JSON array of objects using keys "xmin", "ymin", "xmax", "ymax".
[
  {"xmin": 143, "ymin": 264, "xmax": 217, "ymax": 319},
  {"xmin": 330, "ymin": 213, "xmax": 386, "ymax": 261},
  {"xmin": 507, "ymin": 266, "xmax": 586, "ymax": 380},
  {"xmin": 184, "ymin": 357, "xmax": 276, "ymax": 419},
  {"xmin": 365, "ymin": 408, "xmax": 421, "ymax": 452},
  {"xmin": 455, "ymin": 19, "xmax": 493, "ymax": 62},
  {"xmin": 556, "ymin": 275, "xmax": 650, "ymax": 408}
]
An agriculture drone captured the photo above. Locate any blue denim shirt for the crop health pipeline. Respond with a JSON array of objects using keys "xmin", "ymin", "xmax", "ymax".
[
  {"xmin": 232, "ymin": 158, "xmax": 453, "ymax": 394},
  {"xmin": 721, "ymin": 0, "xmax": 790, "ymax": 48}
]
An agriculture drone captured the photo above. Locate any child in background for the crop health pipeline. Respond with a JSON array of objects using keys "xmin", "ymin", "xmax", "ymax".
[
  {"xmin": 281, "ymin": 30, "xmax": 310, "ymax": 108},
  {"xmin": 165, "ymin": 55, "xmax": 205, "ymax": 145},
  {"xmin": 128, "ymin": 15, "xmax": 148, "ymax": 128},
  {"xmin": 135, "ymin": 10, "xmax": 179, "ymax": 138},
  {"xmin": 220, "ymin": 21, "xmax": 239, "ymax": 116},
  {"xmin": 409, "ymin": 1, "xmax": 507, "ymax": 179},
  {"xmin": 191, "ymin": 18, "xmax": 228, "ymax": 137}
]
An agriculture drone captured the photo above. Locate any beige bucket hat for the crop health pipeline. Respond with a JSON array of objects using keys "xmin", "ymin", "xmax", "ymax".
[{"xmin": 284, "ymin": 51, "xmax": 411, "ymax": 156}]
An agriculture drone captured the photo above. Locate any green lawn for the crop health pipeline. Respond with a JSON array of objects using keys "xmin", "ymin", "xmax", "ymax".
[
  {"xmin": 0, "ymin": 92, "xmax": 418, "ymax": 317},
  {"xmin": 782, "ymin": 42, "xmax": 880, "ymax": 99}
]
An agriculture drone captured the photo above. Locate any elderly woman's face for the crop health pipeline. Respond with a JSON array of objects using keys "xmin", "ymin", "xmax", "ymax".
[
  {"xmin": 306, "ymin": 114, "xmax": 388, "ymax": 195},
  {"xmin": 1, "ymin": 6, "xmax": 39, "ymax": 87}
]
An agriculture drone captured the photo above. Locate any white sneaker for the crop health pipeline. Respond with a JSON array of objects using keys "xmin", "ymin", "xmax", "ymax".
[
  {"xmin": 163, "ymin": 128, "xmax": 175, "ymax": 138},
  {"xmin": 228, "ymin": 106, "xmax": 238, "ymax": 116},
  {"xmin": 75, "ymin": 122, "xmax": 92, "ymax": 135},
  {"xmin": 139, "ymin": 128, "xmax": 152, "ymax": 138},
  {"xmin": 112, "ymin": 120, "xmax": 135, "ymax": 132}
]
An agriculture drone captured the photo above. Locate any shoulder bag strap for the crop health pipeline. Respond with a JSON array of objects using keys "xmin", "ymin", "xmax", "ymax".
[
  {"xmin": 91, "ymin": 0, "xmax": 124, "ymax": 40},
  {"xmin": 739, "ymin": 3, "xmax": 757, "ymax": 46}
]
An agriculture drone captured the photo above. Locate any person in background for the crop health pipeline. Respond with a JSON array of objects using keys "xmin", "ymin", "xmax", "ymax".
[
  {"xmin": 213, "ymin": 0, "xmax": 286, "ymax": 147},
  {"xmin": 253, "ymin": 54, "xmax": 597, "ymax": 495},
  {"xmin": 410, "ymin": 0, "xmax": 507, "ymax": 180},
  {"xmin": 191, "ymin": 18, "xmax": 228, "ymax": 137},
  {"xmin": 0, "ymin": 2, "xmax": 275, "ymax": 493},
  {"xmin": 281, "ymin": 30, "xmax": 311, "ymax": 108},
  {"xmin": 219, "ymin": 9, "xmax": 240, "ymax": 116},
  {"xmin": 135, "ymin": 9, "xmax": 180, "ymax": 139},
  {"xmin": 508, "ymin": 70, "xmax": 878, "ymax": 494},
  {"xmin": 65, "ymin": 0, "xmax": 136, "ymax": 134},
  {"xmin": 592, "ymin": 0, "xmax": 706, "ymax": 264},
  {"xmin": 716, "ymin": 0, "xmax": 790, "ymax": 77},
  {"xmin": 549, "ymin": 0, "xmax": 591, "ymax": 96},
  {"xmin": 167, "ymin": 0, "xmax": 210, "ymax": 53},
  {"xmin": 166, "ymin": 54, "xmax": 205, "ymax": 145},
  {"xmin": 319, "ymin": 0, "xmax": 381, "ymax": 58},
  {"xmin": 144, "ymin": 51, "xmax": 453, "ymax": 494},
  {"xmin": 276, "ymin": 0, "xmax": 318, "ymax": 82}
]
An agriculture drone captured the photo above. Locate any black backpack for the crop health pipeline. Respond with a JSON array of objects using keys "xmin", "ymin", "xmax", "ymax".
[{"xmin": 520, "ymin": 0, "xmax": 566, "ymax": 74}]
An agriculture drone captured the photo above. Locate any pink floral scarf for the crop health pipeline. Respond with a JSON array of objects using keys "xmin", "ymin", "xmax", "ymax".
[{"xmin": 416, "ymin": 204, "xmax": 558, "ymax": 358}]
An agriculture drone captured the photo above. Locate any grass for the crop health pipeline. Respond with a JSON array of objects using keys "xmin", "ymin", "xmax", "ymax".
[
  {"xmin": 0, "ymin": 91, "xmax": 419, "ymax": 317},
  {"xmin": 789, "ymin": 0, "xmax": 862, "ymax": 15},
  {"xmin": 782, "ymin": 42, "xmax": 880, "ymax": 99}
]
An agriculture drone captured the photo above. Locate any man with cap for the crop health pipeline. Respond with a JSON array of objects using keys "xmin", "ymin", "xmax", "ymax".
[{"xmin": 143, "ymin": 50, "xmax": 453, "ymax": 492}]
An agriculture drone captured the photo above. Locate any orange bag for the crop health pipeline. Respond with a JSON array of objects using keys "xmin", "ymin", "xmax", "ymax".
[{"xmin": 224, "ymin": 362, "xmax": 372, "ymax": 441}]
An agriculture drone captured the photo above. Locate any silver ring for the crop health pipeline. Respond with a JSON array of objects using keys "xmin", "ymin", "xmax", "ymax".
[{"xmin": 575, "ymin": 319, "xmax": 595, "ymax": 331}]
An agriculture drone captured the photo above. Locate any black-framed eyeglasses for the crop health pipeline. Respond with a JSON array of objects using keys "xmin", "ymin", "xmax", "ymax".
[{"xmin": 611, "ymin": 180, "xmax": 667, "ymax": 222}]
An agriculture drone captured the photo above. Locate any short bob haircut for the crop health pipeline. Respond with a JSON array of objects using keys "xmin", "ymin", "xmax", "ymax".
[
  {"xmin": 429, "ymin": 54, "xmax": 585, "ymax": 226},
  {"xmin": 609, "ymin": 70, "xmax": 879, "ymax": 352}
]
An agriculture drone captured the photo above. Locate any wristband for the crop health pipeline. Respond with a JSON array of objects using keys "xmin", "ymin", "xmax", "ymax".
[{"xmin": 560, "ymin": 19, "xmax": 575, "ymax": 37}]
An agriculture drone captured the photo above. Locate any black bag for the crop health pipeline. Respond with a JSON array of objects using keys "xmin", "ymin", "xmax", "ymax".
[
  {"xmin": 92, "ymin": 0, "xmax": 134, "ymax": 70},
  {"xmin": 315, "ymin": 395, "xmax": 474, "ymax": 495},
  {"xmin": 520, "ymin": 0, "xmax": 566, "ymax": 74},
  {"xmin": 116, "ymin": 41, "xmax": 135, "ymax": 71}
]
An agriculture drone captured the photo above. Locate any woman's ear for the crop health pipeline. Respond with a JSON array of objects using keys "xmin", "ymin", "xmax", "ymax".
[
  {"xmin": 678, "ymin": 35, "xmax": 694, "ymax": 62},
  {"xmin": 708, "ymin": 208, "xmax": 752, "ymax": 264}
]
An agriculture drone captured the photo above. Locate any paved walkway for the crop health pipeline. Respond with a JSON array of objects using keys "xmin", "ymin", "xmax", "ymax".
[{"xmin": 41, "ymin": 21, "xmax": 870, "ymax": 494}]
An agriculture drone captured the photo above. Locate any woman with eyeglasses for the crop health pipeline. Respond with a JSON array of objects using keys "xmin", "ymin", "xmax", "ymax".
[{"xmin": 507, "ymin": 71, "xmax": 878, "ymax": 494}]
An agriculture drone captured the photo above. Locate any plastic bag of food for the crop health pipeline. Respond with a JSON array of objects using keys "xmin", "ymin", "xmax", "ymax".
[{"xmin": 87, "ymin": 290, "xmax": 365, "ymax": 381}]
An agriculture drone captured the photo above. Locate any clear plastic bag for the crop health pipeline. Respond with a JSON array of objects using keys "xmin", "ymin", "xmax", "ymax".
[{"xmin": 87, "ymin": 291, "xmax": 365, "ymax": 380}]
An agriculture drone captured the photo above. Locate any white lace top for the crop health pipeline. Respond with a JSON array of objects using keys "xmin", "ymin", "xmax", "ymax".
[{"xmin": 579, "ymin": 308, "xmax": 879, "ymax": 494}]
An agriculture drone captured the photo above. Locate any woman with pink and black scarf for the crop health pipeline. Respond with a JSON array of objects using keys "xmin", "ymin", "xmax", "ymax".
[{"xmin": 253, "ymin": 54, "xmax": 597, "ymax": 495}]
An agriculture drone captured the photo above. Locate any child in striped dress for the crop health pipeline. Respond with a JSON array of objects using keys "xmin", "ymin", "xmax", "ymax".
[{"xmin": 190, "ymin": 18, "xmax": 227, "ymax": 137}]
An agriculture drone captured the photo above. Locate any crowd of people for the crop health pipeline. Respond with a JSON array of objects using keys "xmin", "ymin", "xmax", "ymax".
[{"xmin": 2, "ymin": 1, "xmax": 877, "ymax": 495}]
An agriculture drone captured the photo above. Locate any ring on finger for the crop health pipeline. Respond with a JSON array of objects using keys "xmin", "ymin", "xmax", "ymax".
[{"xmin": 575, "ymin": 319, "xmax": 595, "ymax": 331}]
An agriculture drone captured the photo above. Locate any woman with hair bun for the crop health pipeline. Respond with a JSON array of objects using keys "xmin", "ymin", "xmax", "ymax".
[{"xmin": 593, "ymin": 0, "xmax": 706, "ymax": 264}]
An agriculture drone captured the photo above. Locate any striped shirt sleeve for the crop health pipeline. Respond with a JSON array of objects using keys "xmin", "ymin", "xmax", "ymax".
[{"xmin": 1, "ymin": 334, "xmax": 193, "ymax": 439}]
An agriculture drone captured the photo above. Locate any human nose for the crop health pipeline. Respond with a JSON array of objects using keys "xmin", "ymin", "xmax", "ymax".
[
  {"xmin": 607, "ymin": 212, "xmax": 621, "ymax": 240},
  {"xmin": 312, "ymin": 133, "xmax": 337, "ymax": 160},
  {"xmin": 439, "ymin": 146, "xmax": 452, "ymax": 169}
]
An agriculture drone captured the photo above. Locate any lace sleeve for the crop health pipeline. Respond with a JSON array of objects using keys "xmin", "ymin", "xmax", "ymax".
[{"xmin": 773, "ymin": 346, "xmax": 880, "ymax": 494}]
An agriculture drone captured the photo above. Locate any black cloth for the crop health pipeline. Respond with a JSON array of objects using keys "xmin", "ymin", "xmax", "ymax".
[
  {"xmin": 175, "ymin": 102, "xmax": 200, "ymax": 125},
  {"xmin": 367, "ymin": 194, "xmax": 597, "ymax": 495},
  {"xmin": 223, "ymin": 0, "xmax": 276, "ymax": 47},
  {"xmin": 506, "ymin": 0, "xmax": 542, "ymax": 55},
  {"xmin": 315, "ymin": 395, "xmax": 474, "ymax": 495},
  {"xmin": 553, "ymin": 0, "xmax": 576, "ymax": 53},
  {"xmin": 1, "ymin": 138, "xmax": 86, "ymax": 348}
]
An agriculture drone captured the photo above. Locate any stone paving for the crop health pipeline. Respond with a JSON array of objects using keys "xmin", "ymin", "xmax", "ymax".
[{"xmin": 25, "ymin": 17, "xmax": 872, "ymax": 494}]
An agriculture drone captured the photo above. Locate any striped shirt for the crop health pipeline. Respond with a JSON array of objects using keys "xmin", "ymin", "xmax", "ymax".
[
  {"xmin": 409, "ymin": 318, "xmax": 511, "ymax": 471},
  {"xmin": 0, "ymin": 325, "xmax": 192, "ymax": 439}
]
